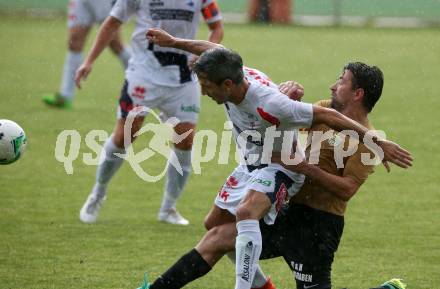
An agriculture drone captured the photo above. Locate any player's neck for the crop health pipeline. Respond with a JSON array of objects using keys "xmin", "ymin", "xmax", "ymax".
[
  {"xmin": 342, "ymin": 105, "xmax": 369, "ymax": 125},
  {"xmin": 229, "ymin": 79, "xmax": 250, "ymax": 105}
]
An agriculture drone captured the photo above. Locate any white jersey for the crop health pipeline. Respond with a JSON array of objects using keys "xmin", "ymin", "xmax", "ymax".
[
  {"xmin": 68, "ymin": 0, "xmax": 114, "ymax": 28},
  {"xmin": 111, "ymin": 0, "xmax": 222, "ymax": 87},
  {"xmin": 225, "ymin": 67, "xmax": 313, "ymax": 166}
]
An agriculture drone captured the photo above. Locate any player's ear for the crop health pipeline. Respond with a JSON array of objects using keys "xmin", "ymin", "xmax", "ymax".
[
  {"xmin": 354, "ymin": 87, "xmax": 365, "ymax": 101},
  {"xmin": 222, "ymin": 79, "xmax": 234, "ymax": 89}
]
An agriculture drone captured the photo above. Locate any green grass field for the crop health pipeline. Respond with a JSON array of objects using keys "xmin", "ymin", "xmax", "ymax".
[{"xmin": 1, "ymin": 16, "xmax": 439, "ymax": 289}]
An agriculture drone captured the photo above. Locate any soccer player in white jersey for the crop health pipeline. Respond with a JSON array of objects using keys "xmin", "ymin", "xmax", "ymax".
[
  {"xmin": 75, "ymin": 0, "xmax": 224, "ymax": 225},
  {"xmin": 42, "ymin": 0, "xmax": 131, "ymax": 109},
  {"xmin": 144, "ymin": 28, "xmax": 413, "ymax": 289}
]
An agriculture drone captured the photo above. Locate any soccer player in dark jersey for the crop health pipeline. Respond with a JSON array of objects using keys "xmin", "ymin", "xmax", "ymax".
[{"xmin": 134, "ymin": 29, "xmax": 411, "ymax": 289}]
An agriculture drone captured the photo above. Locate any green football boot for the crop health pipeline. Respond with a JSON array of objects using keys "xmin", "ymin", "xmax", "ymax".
[
  {"xmin": 380, "ymin": 278, "xmax": 407, "ymax": 289},
  {"xmin": 42, "ymin": 93, "xmax": 72, "ymax": 109}
]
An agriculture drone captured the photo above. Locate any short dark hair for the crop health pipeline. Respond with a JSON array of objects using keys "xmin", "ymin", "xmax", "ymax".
[
  {"xmin": 344, "ymin": 62, "xmax": 384, "ymax": 112},
  {"xmin": 193, "ymin": 48, "xmax": 244, "ymax": 85}
]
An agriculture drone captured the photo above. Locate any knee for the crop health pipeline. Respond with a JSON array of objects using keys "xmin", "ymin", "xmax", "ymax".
[
  {"xmin": 68, "ymin": 34, "xmax": 85, "ymax": 52},
  {"xmin": 236, "ymin": 205, "xmax": 253, "ymax": 221},
  {"xmin": 204, "ymin": 215, "xmax": 215, "ymax": 231},
  {"xmin": 111, "ymin": 131, "xmax": 126, "ymax": 149}
]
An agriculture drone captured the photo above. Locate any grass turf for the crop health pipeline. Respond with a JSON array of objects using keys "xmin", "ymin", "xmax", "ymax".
[{"xmin": 0, "ymin": 15, "xmax": 439, "ymax": 289}]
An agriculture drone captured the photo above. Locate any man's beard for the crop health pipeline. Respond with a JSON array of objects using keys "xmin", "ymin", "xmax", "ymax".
[{"xmin": 330, "ymin": 96, "xmax": 343, "ymax": 112}]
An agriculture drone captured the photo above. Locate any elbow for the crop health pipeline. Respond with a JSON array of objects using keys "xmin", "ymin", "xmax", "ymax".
[{"xmin": 339, "ymin": 186, "xmax": 358, "ymax": 202}]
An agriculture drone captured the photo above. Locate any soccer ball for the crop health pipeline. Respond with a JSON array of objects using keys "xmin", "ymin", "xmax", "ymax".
[{"xmin": 0, "ymin": 119, "xmax": 27, "ymax": 165}]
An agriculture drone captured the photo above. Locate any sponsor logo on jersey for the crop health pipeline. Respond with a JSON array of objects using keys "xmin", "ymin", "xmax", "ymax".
[
  {"xmin": 150, "ymin": 9, "xmax": 195, "ymax": 22},
  {"xmin": 252, "ymin": 178, "xmax": 272, "ymax": 186},
  {"xmin": 150, "ymin": 0, "xmax": 164, "ymax": 7},
  {"xmin": 181, "ymin": 104, "xmax": 200, "ymax": 113}
]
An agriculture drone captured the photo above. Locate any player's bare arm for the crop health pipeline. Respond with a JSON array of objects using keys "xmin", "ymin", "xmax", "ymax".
[
  {"xmin": 312, "ymin": 106, "xmax": 413, "ymax": 169},
  {"xmin": 207, "ymin": 20, "xmax": 224, "ymax": 44},
  {"xmin": 146, "ymin": 28, "xmax": 225, "ymax": 56},
  {"xmin": 75, "ymin": 16, "xmax": 123, "ymax": 88}
]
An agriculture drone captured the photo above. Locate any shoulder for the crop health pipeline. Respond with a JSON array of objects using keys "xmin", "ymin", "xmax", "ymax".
[{"xmin": 314, "ymin": 99, "xmax": 332, "ymax": 108}]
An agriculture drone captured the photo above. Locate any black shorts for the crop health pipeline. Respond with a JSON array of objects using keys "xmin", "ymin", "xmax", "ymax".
[{"xmin": 260, "ymin": 204, "xmax": 344, "ymax": 289}]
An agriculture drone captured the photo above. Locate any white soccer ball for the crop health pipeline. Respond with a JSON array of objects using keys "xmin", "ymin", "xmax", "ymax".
[{"xmin": 0, "ymin": 119, "xmax": 27, "ymax": 165}]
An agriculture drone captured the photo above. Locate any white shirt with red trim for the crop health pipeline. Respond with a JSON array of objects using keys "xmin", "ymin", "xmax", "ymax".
[
  {"xmin": 111, "ymin": 0, "xmax": 222, "ymax": 87},
  {"xmin": 225, "ymin": 67, "xmax": 313, "ymax": 166}
]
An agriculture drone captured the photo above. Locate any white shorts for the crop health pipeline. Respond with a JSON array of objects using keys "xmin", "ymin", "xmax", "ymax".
[
  {"xmin": 215, "ymin": 164, "xmax": 305, "ymax": 225},
  {"xmin": 67, "ymin": 0, "xmax": 113, "ymax": 28},
  {"xmin": 117, "ymin": 79, "xmax": 200, "ymax": 124}
]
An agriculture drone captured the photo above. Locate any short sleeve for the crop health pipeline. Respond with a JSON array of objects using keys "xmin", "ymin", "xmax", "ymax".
[
  {"xmin": 262, "ymin": 93, "xmax": 314, "ymax": 129},
  {"xmin": 201, "ymin": 0, "xmax": 222, "ymax": 24},
  {"xmin": 343, "ymin": 144, "xmax": 375, "ymax": 185},
  {"xmin": 110, "ymin": 0, "xmax": 138, "ymax": 22}
]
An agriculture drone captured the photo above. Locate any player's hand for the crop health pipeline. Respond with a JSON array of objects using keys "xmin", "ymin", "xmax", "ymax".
[
  {"xmin": 189, "ymin": 55, "xmax": 199, "ymax": 71},
  {"xmin": 75, "ymin": 63, "xmax": 92, "ymax": 89},
  {"xmin": 379, "ymin": 139, "xmax": 413, "ymax": 169},
  {"xmin": 279, "ymin": 81, "xmax": 304, "ymax": 101},
  {"xmin": 146, "ymin": 28, "xmax": 176, "ymax": 47}
]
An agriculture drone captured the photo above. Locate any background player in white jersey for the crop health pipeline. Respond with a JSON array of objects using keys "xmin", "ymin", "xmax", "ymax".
[
  {"xmin": 42, "ymin": 0, "xmax": 131, "ymax": 109},
  {"xmin": 75, "ymin": 0, "xmax": 224, "ymax": 225},
  {"xmin": 145, "ymin": 28, "xmax": 413, "ymax": 289}
]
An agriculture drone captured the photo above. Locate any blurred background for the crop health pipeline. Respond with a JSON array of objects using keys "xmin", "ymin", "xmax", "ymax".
[{"xmin": 1, "ymin": 0, "xmax": 440, "ymax": 27}]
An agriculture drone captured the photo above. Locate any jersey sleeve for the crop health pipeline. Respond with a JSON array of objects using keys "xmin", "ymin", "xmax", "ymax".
[
  {"xmin": 262, "ymin": 93, "xmax": 314, "ymax": 129},
  {"xmin": 201, "ymin": 0, "xmax": 222, "ymax": 24},
  {"xmin": 343, "ymin": 143, "xmax": 375, "ymax": 185},
  {"xmin": 110, "ymin": 0, "xmax": 138, "ymax": 22}
]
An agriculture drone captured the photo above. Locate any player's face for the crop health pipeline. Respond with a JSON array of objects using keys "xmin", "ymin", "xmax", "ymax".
[
  {"xmin": 197, "ymin": 75, "xmax": 230, "ymax": 104},
  {"xmin": 330, "ymin": 69, "xmax": 356, "ymax": 112}
]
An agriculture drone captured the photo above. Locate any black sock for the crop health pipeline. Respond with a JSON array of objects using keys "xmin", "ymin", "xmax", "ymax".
[{"xmin": 150, "ymin": 248, "xmax": 212, "ymax": 289}]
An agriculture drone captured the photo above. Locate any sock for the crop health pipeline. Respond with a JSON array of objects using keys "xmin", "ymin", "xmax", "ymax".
[
  {"xmin": 150, "ymin": 248, "xmax": 211, "ymax": 289},
  {"xmin": 159, "ymin": 148, "xmax": 192, "ymax": 213},
  {"xmin": 93, "ymin": 136, "xmax": 125, "ymax": 197},
  {"xmin": 235, "ymin": 220, "xmax": 262, "ymax": 289},
  {"xmin": 226, "ymin": 251, "xmax": 268, "ymax": 289},
  {"xmin": 118, "ymin": 46, "xmax": 131, "ymax": 69},
  {"xmin": 59, "ymin": 50, "xmax": 83, "ymax": 100}
]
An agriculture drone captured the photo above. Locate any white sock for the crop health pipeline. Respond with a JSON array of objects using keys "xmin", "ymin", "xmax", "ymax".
[
  {"xmin": 60, "ymin": 51, "xmax": 83, "ymax": 100},
  {"xmin": 118, "ymin": 46, "xmax": 131, "ymax": 69},
  {"xmin": 226, "ymin": 251, "xmax": 267, "ymax": 289},
  {"xmin": 93, "ymin": 136, "xmax": 126, "ymax": 197},
  {"xmin": 160, "ymin": 148, "xmax": 192, "ymax": 213},
  {"xmin": 235, "ymin": 220, "xmax": 262, "ymax": 289}
]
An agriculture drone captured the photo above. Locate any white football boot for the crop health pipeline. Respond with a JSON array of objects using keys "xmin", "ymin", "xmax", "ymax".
[
  {"xmin": 79, "ymin": 193, "xmax": 106, "ymax": 223},
  {"xmin": 158, "ymin": 208, "xmax": 189, "ymax": 226}
]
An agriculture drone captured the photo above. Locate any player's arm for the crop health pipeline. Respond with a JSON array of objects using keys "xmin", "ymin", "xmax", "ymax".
[
  {"xmin": 206, "ymin": 21, "xmax": 224, "ymax": 44},
  {"xmin": 146, "ymin": 28, "xmax": 225, "ymax": 56},
  {"xmin": 201, "ymin": 0, "xmax": 224, "ymax": 44},
  {"xmin": 75, "ymin": 16, "xmax": 123, "ymax": 88},
  {"xmin": 297, "ymin": 164, "xmax": 361, "ymax": 201},
  {"xmin": 312, "ymin": 105, "xmax": 413, "ymax": 169}
]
